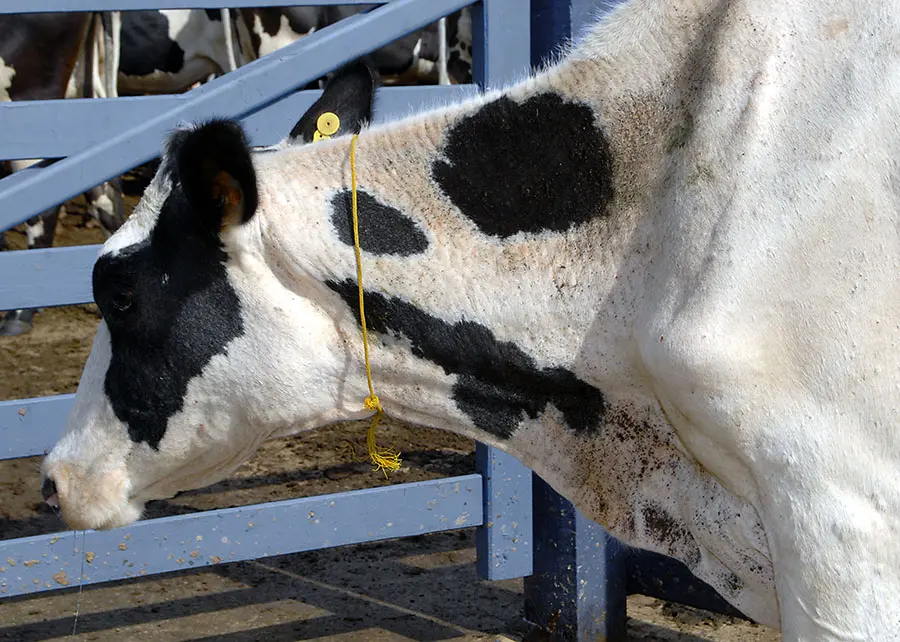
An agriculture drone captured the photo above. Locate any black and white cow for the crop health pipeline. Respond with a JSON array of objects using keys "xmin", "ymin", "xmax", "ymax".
[
  {"xmin": 43, "ymin": 0, "xmax": 900, "ymax": 638},
  {"xmin": 116, "ymin": 7, "xmax": 471, "ymax": 94},
  {"xmin": 0, "ymin": 12, "xmax": 125, "ymax": 336},
  {"xmin": 238, "ymin": 6, "xmax": 472, "ymax": 85},
  {"xmin": 117, "ymin": 9, "xmax": 244, "ymax": 95}
]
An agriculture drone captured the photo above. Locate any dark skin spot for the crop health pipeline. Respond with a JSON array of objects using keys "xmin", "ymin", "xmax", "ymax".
[
  {"xmin": 432, "ymin": 92, "xmax": 613, "ymax": 239},
  {"xmin": 329, "ymin": 190, "xmax": 429, "ymax": 257},
  {"xmin": 723, "ymin": 571, "xmax": 744, "ymax": 596}
]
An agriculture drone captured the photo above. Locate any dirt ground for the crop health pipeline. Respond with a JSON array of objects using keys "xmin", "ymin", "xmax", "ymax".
[{"xmin": 0, "ymin": 199, "xmax": 781, "ymax": 641}]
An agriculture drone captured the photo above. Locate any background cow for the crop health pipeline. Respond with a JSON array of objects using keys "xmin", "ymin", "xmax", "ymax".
[
  {"xmin": 0, "ymin": 12, "xmax": 125, "ymax": 336},
  {"xmin": 116, "ymin": 7, "xmax": 471, "ymax": 94}
]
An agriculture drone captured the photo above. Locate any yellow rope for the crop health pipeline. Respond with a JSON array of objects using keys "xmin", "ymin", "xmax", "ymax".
[{"xmin": 350, "ymin": 134, "xmax": 402, "ymax": 476}]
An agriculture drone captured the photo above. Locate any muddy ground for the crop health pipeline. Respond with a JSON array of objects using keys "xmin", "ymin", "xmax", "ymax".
[{"xmin": 0, "ymin": 199, "xmax": 781, "ymax": 640}]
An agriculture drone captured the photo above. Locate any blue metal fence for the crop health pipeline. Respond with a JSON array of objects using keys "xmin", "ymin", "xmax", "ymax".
[
  {"xmin": 0, "ymin": 2, "xmax": 744, "ymax": 639},
  {"xmin": 0, "ymin": 0, "xmax": 533, "ymax": 593}
]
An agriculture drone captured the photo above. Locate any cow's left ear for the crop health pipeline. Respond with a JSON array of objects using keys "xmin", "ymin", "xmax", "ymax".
[
  {"xmin": 170, "ymin": 119, "xmax": 259, "ymax": 231},
  {"xmin": 289, "ymin": 61, "xmax": 379, "ymax": 143}
]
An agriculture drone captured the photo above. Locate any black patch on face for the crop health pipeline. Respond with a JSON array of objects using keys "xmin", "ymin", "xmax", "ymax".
[
  {"xmin": 326, "ymin": 280, "xmax": 606, "ymax": 438},
  {"xmin": 431, "ymin": 93, "xmax": 613, "ymax": 239},
  {"xmin": 329, "ymin": 190, "xmax": 428, "ymax": 257},
  {"xmin": 93, "ymin": 175, "xmax": 244, "ymax": 450}
]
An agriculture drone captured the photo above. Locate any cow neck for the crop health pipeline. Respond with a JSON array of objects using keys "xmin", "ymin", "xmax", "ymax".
[{"xmin": 255, "ymin": 9, "xmax": 697, "ymax": 494}]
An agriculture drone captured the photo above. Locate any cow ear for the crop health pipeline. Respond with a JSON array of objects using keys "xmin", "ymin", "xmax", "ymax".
[
  {"xmin": 170, "ymin": 119, "xmax": 259, "ymax": 231},
  {"xmin": 289, "ymin": 61, "xmax": 378, "ymax": 143}
]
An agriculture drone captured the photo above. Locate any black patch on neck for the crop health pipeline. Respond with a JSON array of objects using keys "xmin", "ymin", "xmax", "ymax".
[
  {"xmin": 93, "ymin": 185, "xmax": 244, "ymax": 450},
  {"xmin": 432, "ymin": 93, "xmax": 613, "ymax": 238},
  {"xmin": 326, "ymin": 279, "xmax": 606, "ymax": 438},
  {"xmin": 330, "ymin": 189, "xmax": 429, "ymax": 257}
]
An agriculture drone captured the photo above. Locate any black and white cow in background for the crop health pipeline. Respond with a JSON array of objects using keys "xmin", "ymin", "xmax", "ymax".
[
  {"xmin": 117, "ymin": 9, "xmax": 242, "ymax": 94},
  {"xmin": 115, "ymin": 7, "xmax": 470, "ymax": 95},
  {"xmin": 0, "ymin": 12, "xmax": 125, "ymax": 336},
  {"xmin": 40, "ymin": 0, "xmax": 900, "ymax": 638},
  {"xmin": 236, "ymin": 6, "xmax": 472, "ymax": 85}
]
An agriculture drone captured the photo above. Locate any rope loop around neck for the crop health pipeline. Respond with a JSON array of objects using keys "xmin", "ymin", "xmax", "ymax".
[{"xmin": 349, "ymin": 134, "xmax": 401, "ymax": 476}]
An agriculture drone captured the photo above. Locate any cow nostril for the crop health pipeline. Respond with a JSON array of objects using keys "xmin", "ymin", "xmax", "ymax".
[{"xmin": 41, "ymin": 477, "xmax": 58, "ymax": 503}]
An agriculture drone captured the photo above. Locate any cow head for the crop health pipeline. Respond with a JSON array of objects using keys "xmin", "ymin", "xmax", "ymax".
[{"xmin": 41, "ymin": 62, "xmax": 377, "ymax": 530}]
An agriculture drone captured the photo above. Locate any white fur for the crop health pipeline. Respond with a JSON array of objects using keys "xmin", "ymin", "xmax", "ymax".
[
  {"xmin": 47, "ymin": 0, "xmax": 900, "ymax": 638},
  {"xmin": 25, "ymin": 218, "xmax": 44, "ymax": 246},
  {"xmin": 0, "ymin": 56, "xmax": 14, "ymax": 102}
]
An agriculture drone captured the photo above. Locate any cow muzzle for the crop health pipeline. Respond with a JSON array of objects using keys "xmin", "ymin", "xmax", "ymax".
[{"xmin": 40, "ymin": 462, "xmax": 142, "ymax": 531}]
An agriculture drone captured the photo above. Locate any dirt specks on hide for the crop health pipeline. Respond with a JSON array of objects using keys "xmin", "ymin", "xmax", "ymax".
[{"xmin": 641, "ymin": 503, "xmax": 703, "ymax": 568}]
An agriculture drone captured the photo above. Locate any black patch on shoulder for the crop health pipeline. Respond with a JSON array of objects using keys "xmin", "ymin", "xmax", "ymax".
[
  {"xmin": 431, "ymin": 93, "xmax": 613, "ymax": 238},
  {"xmin": 326, "ymin": 279, "xmax": 606, "ymax": 438},
  {"xmin": 93, "ymin": 178, "xmax": 244, "ymax": 450},
  {"xmin": 329, "ymin": 190, "xmax": 428, "ymax": 257}
]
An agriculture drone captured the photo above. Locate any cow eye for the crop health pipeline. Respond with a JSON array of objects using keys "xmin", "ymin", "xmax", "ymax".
[{"xmin": 111, "ymin": 289, "xmax": 133, "ymax": 312}]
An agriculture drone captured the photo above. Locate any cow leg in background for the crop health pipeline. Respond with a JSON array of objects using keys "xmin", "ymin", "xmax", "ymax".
[
  {"xmin": 82, "ymin": 16, "xmax": 126, "ymax": 237},
  {"xmin": 0, "ymin": 206, "xmax": 60, "ymax": 336},
  {"xmin": 446, "ymin": 8, "xmax": 472, "ymax": 84},
  {"xmin": 0, "ymin": 13, "xmax": 101, "ymax": 336},
  {"xmin": 86, "ymin": 178, "xmax": 125, "ymax": 236},
  {"xmin": 101, "ymin": 11, "xmax": 120, "ymax": 99}
]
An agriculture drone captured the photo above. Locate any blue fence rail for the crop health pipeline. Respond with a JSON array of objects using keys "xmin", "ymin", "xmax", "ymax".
[{"xmin": 0, "ymin": 1, "xmax": 744, "ymax": 639}]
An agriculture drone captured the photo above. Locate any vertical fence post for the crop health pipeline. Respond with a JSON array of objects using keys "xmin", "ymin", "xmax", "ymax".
[
  {"xmin": 531, "ymin": 0, "xmax": 629, "ymax": 68},
  {"xmin": 526, "ymin": 0, "xmax": 633, "ymax": 638},
  {"xmin": 475, "ymin": 444, "xmax": 533, "ymax": 579},
  {"xmin": 471, "ymin": 0, "xmax": 530, "ymax": 90},
  {"xmin": 474, "ymin": 1, "xmax": 629, "ymax": 639},
  {"xmin": 524, "ymin": 478, "xmax": 627, "ymax": 641},
  {"xmin": 470, "ymin": 0, "xmax": 535, "ymax": 588}
]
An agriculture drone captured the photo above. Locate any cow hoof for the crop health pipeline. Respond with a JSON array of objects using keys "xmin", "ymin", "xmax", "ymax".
[{"xmin": 0, "ymin": 318, "xmax": 33, "ymax": 336}]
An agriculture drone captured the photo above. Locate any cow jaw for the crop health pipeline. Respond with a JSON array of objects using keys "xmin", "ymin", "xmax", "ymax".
[{"xmin": 42, "ymin": 297, "xmax": 355, "ymax": 532}]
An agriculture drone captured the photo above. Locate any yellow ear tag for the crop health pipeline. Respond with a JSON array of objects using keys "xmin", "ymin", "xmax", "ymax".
[{"xmin": 313, "ymin": 112, "xmax": 341, "ymax": 141}]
